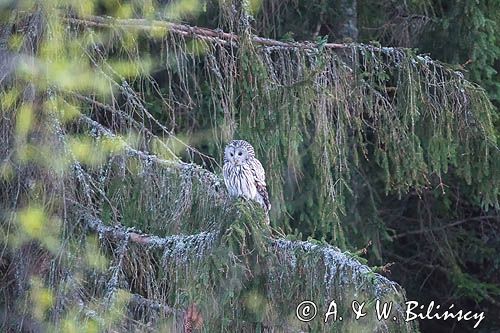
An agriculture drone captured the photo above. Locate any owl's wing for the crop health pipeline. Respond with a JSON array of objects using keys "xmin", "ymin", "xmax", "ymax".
[{"xmin": 251, "ymin": 158, "xmax": 271, "ymax": 212}]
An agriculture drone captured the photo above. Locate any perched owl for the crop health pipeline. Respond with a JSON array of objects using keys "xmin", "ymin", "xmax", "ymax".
[{"xmin": 223, "ymin": 140, "xmax": 271, "ymax": 213}]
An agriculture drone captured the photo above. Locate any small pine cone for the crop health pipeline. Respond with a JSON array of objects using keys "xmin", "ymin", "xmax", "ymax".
[
  {"xmin": 184, "ymin": 303, "xmax": 203, "ymax": 333},
  {"xmin": 183, "ymin": 319, "xmax": 192, "ymax": 333}
]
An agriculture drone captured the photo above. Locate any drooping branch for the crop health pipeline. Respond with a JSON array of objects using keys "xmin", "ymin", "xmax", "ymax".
[
  {"xmin": 79, "ymin": 210, "xmax": 415, "ymax": 331},
  {"xmin": 63, "ymin": 11, "xmax": 489, "ymax": 109},
  {"xmin": 78, "ymin": 114, "xmax": 224, "ymax": 198},
  {"xmin": 269, "ymin": 238, "xmax": 402, "ymax": 296},
  {"xmin": 62, "ymin": 13, "xmax": 466, "ymax": 74},
  {"xmin": 69, "ymin": 92, "xmax": 218, "ymax": 167}
]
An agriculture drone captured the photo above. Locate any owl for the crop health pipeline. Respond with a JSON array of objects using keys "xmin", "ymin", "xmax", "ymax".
[{"xmin": 223, "ymin": 140, "xmax": 271, "ymax": 213}]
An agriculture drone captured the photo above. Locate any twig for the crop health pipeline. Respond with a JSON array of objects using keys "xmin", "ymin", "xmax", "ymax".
[
  {"xmin": 129, "ymin": 293, "xmax": 178, "ymax": 316},
  {"xmin": 80, "ymin": 293, "xmax": 180, "ymax": 321},
  {"xmin": 391, "ymin": 216, "xmax": 498, "ymax": 240},
  {"xmin": 390, "ymin": 253, "xmax": 500, "ymax": 307},
  {"xmin": 104, "ymin": 234, "xmax": 130, "ymax": 303}
]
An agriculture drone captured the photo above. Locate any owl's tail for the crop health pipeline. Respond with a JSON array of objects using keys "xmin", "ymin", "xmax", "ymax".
[{"xmin": 256, "ymin": 183, "xmax": 271, "ymax": 212}]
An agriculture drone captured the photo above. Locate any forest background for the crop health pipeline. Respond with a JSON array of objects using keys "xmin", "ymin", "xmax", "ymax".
[{"xmin": 0, "ymin": 0, "xmax": 498, "ymax": 332}]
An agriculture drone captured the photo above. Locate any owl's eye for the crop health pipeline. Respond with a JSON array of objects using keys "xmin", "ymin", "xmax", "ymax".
[
  {"xmin": 230, "ymin": 152, "xmax": 234, "ymax": 157},
  {"xmin": 238, "ymin": 151, "xmax": 242, "ymax": 156}
]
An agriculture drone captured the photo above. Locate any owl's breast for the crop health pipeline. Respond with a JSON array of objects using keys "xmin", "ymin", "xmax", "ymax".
[{"xmin": 223, "ymin": 163, "xmax": 258, "ymax": 199}]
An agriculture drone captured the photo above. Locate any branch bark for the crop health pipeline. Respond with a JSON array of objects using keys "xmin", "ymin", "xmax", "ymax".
[
  {"xmin": 63, "ymin": 15, "xmax": 348, "ymax": 50},
  {"xmin": 83, "ymin": 213, "xmax": 218, "ymax": 250}
]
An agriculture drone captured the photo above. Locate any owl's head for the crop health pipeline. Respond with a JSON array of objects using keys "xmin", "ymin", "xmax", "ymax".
[{"xmin": 224, "ymin": 140, "xmax": 255, "ymax": 165}]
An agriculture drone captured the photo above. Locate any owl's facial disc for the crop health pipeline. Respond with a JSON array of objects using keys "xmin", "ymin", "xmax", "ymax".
[{"xmin": 228, "ymin": 147, "xmax": 245, "ymax": 165}]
